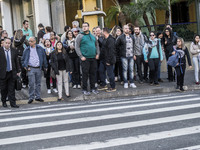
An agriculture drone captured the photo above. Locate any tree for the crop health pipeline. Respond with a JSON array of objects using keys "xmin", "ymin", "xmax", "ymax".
[{"xmin": 105, "ymin": 0, "xmax": 127, "ymax": 27}]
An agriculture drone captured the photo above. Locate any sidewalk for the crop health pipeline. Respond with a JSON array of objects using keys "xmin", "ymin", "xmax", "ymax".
[{"xmin": 0, "ymin": 70, "xmax": 200, "ymax": 106}]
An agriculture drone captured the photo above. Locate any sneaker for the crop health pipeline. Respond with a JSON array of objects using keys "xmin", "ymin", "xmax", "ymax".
[
  {"xmin": 115, "ymin": 77, "xmax": 118, "ymax": 82},
  {"xmin": 138, "ymin": 80, "xmax": 143, "ymax": 84},
  {"xmin": 130, "ymin": 83, "xmax": 137, "ymax": 88},
  {"xmin": 83, "ymin": 90, "xmax": 90, "ymax": 96},
  {"xmin": 22, "ymin": 84, "xmax": 26, "ymax": 88},
  {"xmin": 98, "ymin": 85, "xmax": 108, "ymax": 91},
  {"xmin": 106, "ymin": 79, "xmax": 110, "ymax": 84},
  {"xmin": 121, "ymin": 81, "xmax": 124, "ymax": 85},
  {"xmin": 95, "ymin": 83, "xmax": 98, "ymax": 88},
  {"xmin": 106, "ymin": 88, "xmax": 117, "ymax": 92},
  {"xmin": 154, "ymin": 83, "xmax": 159, "ymax": 86},
  {"xmin": 124, "ymin": 83, "xmax": 128, "ymax": 88},
  {"xmin": 91, "ymin": 89, "xmax": 99, "ymax": 94},
  {"xmin": 53, "ymin": 89, "xmax": 58, "ymax": 93},
  {"xmin": 73, "ymin": 85, "xmax": 76, "ymax": 89},
  {"xmin": 57, "ymin": 98, "xmax": 62, "ymax": 102},
  {"xmin": 180, "ymin": 87, "xmax": 185, "ymax": 92},
  {"xmin": 158, "ymin": 78, "xmax": 164, "ymax": 82},
  {"xmin": 47, "ymin": 89, "xmax": 51, "ymax": 94},
  {"xmin": 77, "ymin": 85, "xmax": 81, "ymax": 89},
  {"xmin": 150, "ymin": 82, "xmax": 154, "ymax": 86},
  {"xmin": 176, "ymin": 85, "xmax": 180, "ymax": 91}
]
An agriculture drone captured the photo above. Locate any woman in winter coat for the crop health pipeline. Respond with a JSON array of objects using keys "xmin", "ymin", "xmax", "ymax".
[
  {"xmin": 64, "ymin": 30, "xmax": 81, "ymax": 89},
  {"xmin": 190, "ymin": 34, "xmax": 200, "ymax": 84},
  {"xmin": 13, "ymin": 29, "xmax": 29, "ymax": 88},
  {"xmin": 44, "ymin": 39, "xmax": 58, "ymax": 94},
  {"xmin": 164, "ymin": 28, "xmax": 177, "ymax": 82},
  {"xmin": 143, "ymin": 31, "xmax": 163, "ymax": 86},
  {"xmin": 173, "ymin": 37, "xmax": 192, "ymax": 91},
  {"xmin": 50, "ymin": 41, "xmax": 72, "ymax": 101}
]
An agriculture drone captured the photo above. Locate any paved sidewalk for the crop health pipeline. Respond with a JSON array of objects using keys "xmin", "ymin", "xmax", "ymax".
[{"xmin": 0, "ymin": 70, "xmax": 200, "ymax": 106}]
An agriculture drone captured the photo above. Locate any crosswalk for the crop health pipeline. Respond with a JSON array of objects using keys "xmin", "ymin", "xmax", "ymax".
[{"xmin": 0, "ymin": 94, "xmax": 200, "ymax": 150}]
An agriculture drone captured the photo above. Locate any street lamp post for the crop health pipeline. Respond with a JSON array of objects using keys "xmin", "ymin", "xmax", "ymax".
[{"xmin": 196, "ymin": 0, "xmax": 200, "ymax": 34}]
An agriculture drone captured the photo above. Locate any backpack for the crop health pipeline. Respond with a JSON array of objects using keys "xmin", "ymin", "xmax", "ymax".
[{"xmin": 167, "ymin": 48, "xmax": 185, "ymax": 68}]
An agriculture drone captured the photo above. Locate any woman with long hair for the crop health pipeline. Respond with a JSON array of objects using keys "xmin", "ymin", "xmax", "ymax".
[
  {"xmin": 50, "ymin": 41, "xmax": 72, "ymax": 101},
  {"xmin": 174, "ymin": 37, "xmax": 192, "ymax": 91},
  {"xmin": 164, "ymin": 28, "xmax": 177, "ymax": 82},
  {"xmin": 44, "ymin": 39, "xmax": 57, "ymax": 94},
  {"xmin": 13, "ymin": 29, "xmax": 29, "ymax": 88},
  {"xmin": 190, "ymin": 34, "xmax": 200, "ymax": 84},
  {"xmin": 64, "ymin": 30, "xmax": 81, "ymax": 89}
]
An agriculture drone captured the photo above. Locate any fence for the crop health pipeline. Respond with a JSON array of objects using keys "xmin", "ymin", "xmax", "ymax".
[{"xmin": 141, "ymin": 22, "xmax": 197, "ymax": 41}]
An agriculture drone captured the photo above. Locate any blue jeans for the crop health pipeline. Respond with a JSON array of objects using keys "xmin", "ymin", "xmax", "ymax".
[
  {"xmin": 28, "ymin": 68, "xmax": 42, "ymax": 100},
  {"xmin": 121, "ymin": 57, "xmax": 134, "ymax": 83},
  {"xmin": 106, "ymin": 65, "xmax": 115, "ymax": 88},
  {"xmin": 99, "ymin": 61, "xmax": 106, "ymax": 86}
]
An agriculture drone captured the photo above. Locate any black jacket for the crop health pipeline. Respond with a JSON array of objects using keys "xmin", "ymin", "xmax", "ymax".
[
  {"xmin": 0, "ymin": 47, "xmax": 20, "ymax": 80},
  {"xmin": 50, "ymin": 50, "xmax": 71, "ymax": 75},
  {"xmin": 164, "ymin": 35, "xmax": 177, "ymax": 57},
  {"xmin": 14, "ymin": 35, "xmax": 28, "ymax": 56},
  {"xmin": 115, "ymin": 34, "xmax": 135, "ymax": 58},
  {"xmin": 102, "ymin": 35, "xmax": 116, "ymax": 65},
  {"xmin": 176, "ymin": 47, "xmax": 192, "ymax": 67},
  {"xmin": 37, "ymin": 29, "xmax": 45, "ymax": 44}
]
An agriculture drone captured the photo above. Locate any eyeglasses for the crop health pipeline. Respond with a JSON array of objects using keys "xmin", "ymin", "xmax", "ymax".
[
  {"xmin": 150, "ymin": 35, "xmax": 155, "ymax": 37},
  {"xmin": 28, "ymin": 40, "xmax": 34, "ymax": 43}
]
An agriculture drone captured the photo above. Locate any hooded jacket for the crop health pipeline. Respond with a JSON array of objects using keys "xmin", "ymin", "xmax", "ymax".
[{"xmin": 75, "ymin": 31, "xmax": 100, "ymax": 59}]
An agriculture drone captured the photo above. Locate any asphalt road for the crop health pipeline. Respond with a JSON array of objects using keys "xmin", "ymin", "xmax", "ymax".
[{"xmin": 0, "ymin": 91, "xmax": 200, "ymax": 150}]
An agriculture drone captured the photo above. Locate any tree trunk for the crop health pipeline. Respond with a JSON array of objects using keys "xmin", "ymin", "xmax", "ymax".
[
  {"xmin": 151, "ymin": 11, "xmax": 157, "ymax": 31},
  {"xmin": 165, "ymin": 10, "xmax": 170, "ymax": 24},
  {"xmin": 118, "ymin": 12, "xmax": 127, "ymax": 27},
  {"xmin": 143, "ymin": 12, "xmax": 151, "ymax": 32}
]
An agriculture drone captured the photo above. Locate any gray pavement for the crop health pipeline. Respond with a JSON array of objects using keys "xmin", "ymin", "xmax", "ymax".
[
  {"xmin": 0, "ymin": 69, "xmax": 199, "ymax": 107},
  {"xmin": 0, "ymin": 91, "xmax": 200, "ymax": 150}
]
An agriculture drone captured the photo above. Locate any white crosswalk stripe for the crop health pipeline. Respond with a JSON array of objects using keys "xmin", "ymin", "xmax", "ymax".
[{"xmin": 0, "ymin": 93, "xmax": 200, "ymax": 150}]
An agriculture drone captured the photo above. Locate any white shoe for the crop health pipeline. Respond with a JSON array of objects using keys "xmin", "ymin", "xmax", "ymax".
[
  {"xmin": 53, "ymin": 89, "xmax": 58, "ymax": 93},
  {"xmin": 106, "ymin": 79, "xmax": 110, "ymax": 84},
  {"xmin": 47, "ymin": 89, "xmax": 51, "ymax": 94},
  {"xmin": 124, "ymin": 83, "xmax": 128, "ymax": 88},
  {"xmin": 95, "ymin": 83, "xmax": 98, "ymax": 88},
  {"xmin": 22, "ymin": 84, "xmax": 26, "ymax": 88},
  {"xmin": 115, "ymin": 77, "xmax": 118, "ymax": 82},
  {"xmin": 77, "ymin": 85, "xmax": 81, "ymax": 89},
  {"xmin": 73, "ymin": 85, "xmax": 76, "ymax": 89},
  {"xmin": 130, "ymin": 83, "xmax": 137, "ymax": 88}
]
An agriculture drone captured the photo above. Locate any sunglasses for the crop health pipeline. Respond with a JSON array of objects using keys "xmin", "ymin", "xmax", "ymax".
[{"xmin": 150, "ymin": 35, "xmax": 155, "ymax": 37}]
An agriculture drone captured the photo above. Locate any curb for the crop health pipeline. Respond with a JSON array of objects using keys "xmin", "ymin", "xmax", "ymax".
[{"xmin": 1, "ymin": 85, "xmax": 200, "ymax": 107}]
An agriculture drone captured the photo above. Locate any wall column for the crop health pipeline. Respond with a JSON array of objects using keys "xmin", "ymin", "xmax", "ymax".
[{"xmin": 1, "ymin": 0, "xmax": 13, "ymax": 37}]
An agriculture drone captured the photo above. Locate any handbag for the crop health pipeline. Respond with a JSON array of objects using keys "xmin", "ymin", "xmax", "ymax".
[{"xmin": 15, "ymin": 76, "xmax": 22, "ymax": 91}]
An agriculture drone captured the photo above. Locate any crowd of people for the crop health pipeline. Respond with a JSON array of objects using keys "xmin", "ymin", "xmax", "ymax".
[{"xmin": 0, "ymin": 20, "xmax": 199, "ymax": 108}]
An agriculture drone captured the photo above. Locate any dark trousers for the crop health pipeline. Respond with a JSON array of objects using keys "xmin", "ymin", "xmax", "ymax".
[
  {"xmin": 148, "ymin": 58, "xmax": 160, "ymax": 84},
  {"xmin": 19, "ymin": 56, "xmax": 28, "ymax": 85},
  {"xmin": 70, "ymin": 57, "xmax": 81, "ymax": 86},
  {"xmin": 46, "ymin": 65, "xmax": 56, "ymax": 89},
  {"xmin": 0, "ymin": 71, "xmax": 16, "ymax": 105},
  {"xmin": 106, "ymin": 65, "xmax": 115, "ymax": 88},
  {"xmin": 175, "ymin": 65, "xmax": 186, "ymax": 87},
  {"xmin": 99, "ymin": 61, "xmax": 106, "ymax": 86},
  {"xmin": 81, "ymin": 58, "xmax": 97, "ymax": 91},
  {"xmin": 166, "ymin": 54, "xmax": 174, "ymax": 81},
  {"xmin": 135, "ymin": 55, "xmax": 148, "ymax": 81},
  {"xmin": 114, "ymin": 60, "xmax": 123, "ymax": 81}
]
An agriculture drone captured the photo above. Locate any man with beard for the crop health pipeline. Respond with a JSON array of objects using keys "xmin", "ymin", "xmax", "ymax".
[{"xmin": 133, "ymin": 26, "xmax": 148, "ymax": 83}]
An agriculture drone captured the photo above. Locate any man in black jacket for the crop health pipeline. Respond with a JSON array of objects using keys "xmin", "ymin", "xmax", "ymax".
[
  {"xmin": 98, "ymin": 28, "xmax": 116, "ymax": 92},
  {"xmin": 0, "ymin": 38, "xmax": 20, "ymax": 108},
  {"xmin": 116, "ymin": 25, "xmax": 137, "ymax": 89}
]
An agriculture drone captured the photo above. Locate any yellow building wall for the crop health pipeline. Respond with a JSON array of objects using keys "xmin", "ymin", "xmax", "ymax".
[
  {"xmin": 82, "ymin": 0, "xmax": 97, "ymax": 11},
  {"xmin": 189, "ymin": 2, "xmax": 196, "ymax": 22},
  {"xmin": 84, "ymin": 15, "xmax": 98, "ymax": 30}
]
